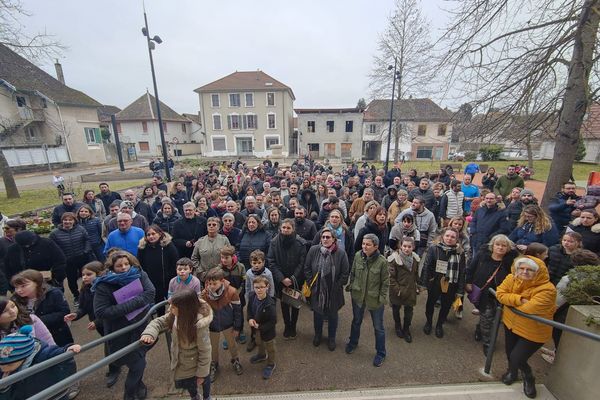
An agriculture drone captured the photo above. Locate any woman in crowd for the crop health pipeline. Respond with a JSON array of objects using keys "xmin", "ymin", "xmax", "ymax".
[
  {"xmin": 300, "ymin": 188, "xmax": 320, "ymax": 220},
  {"xmin": 267, "ymin": 219, "xmax": 307, "ymax": 339},
  {"xmin": 496, "ymin": 256, "xmax": 556, "ymax": 399},
  {"xmin": 466, "ymin": 234, "xmax": 518, "ymax": 354},
  {"xmin": 221, "ymin": 212, "xmax": 242, "ymax": 249},
  {"xmin": 0, "ymin": 296, "xmax": 55, "ymax": 344},
  {"xmin": 191, "ymin": 217, "xmax": 230, "ymax": 282},
  {"xmin": 238, "ymin": 215, "xmax": 270, "ymax": 270},
  {"xmin": 49, "ymin": 212, "xmax": 93, "ymax": 303},
  {"xmin": 388, "ymin": 236, "xmax": 419, "ymax": 343},
  {"xmin": 422, "ymin": 227, "xmax": 466, "ymax": 339},
  {"xmin": 170, "ymin": 182, "xmax": 189, "ymax": 215},
  {"xmin": 509, "ymin": 205, "xmax": 559, "ymax": 251},
  {"xmin": 153, "ymin": 200, "xmax": 181, "ymax": 235},
  {"xmin": 77, "ymin": 204, "xmax": 105, "ymax": 262},
  {"xmin": 137, "ymin": 224, "xmax": 179, "ymax": 315},
  {"xmin": 481, "ymin": 167, "xmax": 498, "ymax": 192},
  {"xmin": 264, "ymin": 207, "xmax": 282, "ymax": 240},
  {"xmin": 140, "ymin": 186, "xmax": 156, "ymax": 208},
  {"xmin": 354, "ymin": 206, "xmax": 388, "ymax": 254},
  {"xmin": 192, "ymin": 181, "xmax": 206, "ymax": 203},
  {"xmin": 316, "ymin": 184, "xmax": 328, "ymax": 206},
  {"xmin": 505, "ymin": 187, "xmax": 524, "ymax": 228},
  {"xmin": 304, "ymin": 227, "xmax": 349, "ymax": 351},
  {"xmin": 83, "ymin": 189, "xmax": 106, "ymax": 220},
  {"xmin": 313, "ymin": 209, "xmax": 355, "ymax": 266},
  {"xmin": 566, "ymin": 209, "xmax": 600, "ymax": 255},
  {"xmin": 196, "ymin": 197, "xmax": 217, "ymax": 219}
]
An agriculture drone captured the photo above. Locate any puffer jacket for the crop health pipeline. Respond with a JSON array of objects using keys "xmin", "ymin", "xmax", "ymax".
[
  {"xmin": 238, "ymin": 228, "xmax": 270, "ymax": 268},
  {"xmin": 567, "ymin": 218, "xmax": 600, "ymax": 255},
  {"xmin": 153, "ymin": 211, "xmax": 181, "ymax": 235},
  {"xmin": 547, "ymin": 244, "xmax": 574, "ymax": 285},
  {"xmin": 26, "ymin": 285, "xmax": 74, "ymax": 346},
  {"xmin": 388, "ymin": 251, "xmax": 420, "ymax": 306},
  {"xmin": 78, "ymin": 216, "xmax": 103, "ymax": 246},
  {"xmin": 137, "ymin": 233, "xmax": 179, "ymax": 303},
  {"xmin": 348, "ymin": 250, "xmax": 389, "ymax": 310},
  {"xmin": 496, "ymin": 256, "xmax": 557, "ymax": 343},
  {"xmin": 142, "ymin": 301, "xmax": 213, "ymax": 380},
  {"xmin": 49, "ymin": 224, "xmax": 92, "ymax": 260},
  {"xmin": 201, "ymin": 281, "xmax": 242, "ymax": 333},
  {"xmin": 509, "ymin": 222, "xmax": 560, "ymax": 247},
  {"xmin": 267, "ymin": 233, "xmax": 307, "ymax": 292}
]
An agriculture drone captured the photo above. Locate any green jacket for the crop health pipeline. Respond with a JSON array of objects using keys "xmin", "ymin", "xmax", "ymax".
[
  {"xmin": 494, "ymin": 174, "xmax": 525, "ymax": 199},
  {"xmin": 349, "ymin": 250, "xmax": 390, "ymax": 310}
]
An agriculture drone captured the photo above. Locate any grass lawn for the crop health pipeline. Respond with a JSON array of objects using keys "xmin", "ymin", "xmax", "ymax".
[{"xmin": 0, "ymin": 179, "xmax": 151, "ymax": 216}]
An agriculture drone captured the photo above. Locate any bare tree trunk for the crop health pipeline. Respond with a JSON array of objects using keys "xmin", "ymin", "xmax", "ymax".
[
  {"xmin": 541, "ymin": 0, "xmax": 600, "ymax": 207},
  {"xmin": 0, "ymin": 151, "xmax": 20, "ymax": 199},
  {"xmin": 525, "ymin": 134, "xmax": 534, "ymax": 170},
  {"xmin": 393, "ymin": 123, "xmax": 401, "ymax": 163}
]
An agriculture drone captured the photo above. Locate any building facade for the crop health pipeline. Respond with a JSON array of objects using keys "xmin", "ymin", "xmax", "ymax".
[
  {"xmin": 295, "ymin": 108, "xmax": 363, "ymax": 160},
  {"xmin": 194, "ymin": 71, "xmax": 295, "ymax": 157}
]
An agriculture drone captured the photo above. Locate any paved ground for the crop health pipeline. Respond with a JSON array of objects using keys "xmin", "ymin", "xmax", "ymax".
[{"xmin": 67, "ymin": 292, "xmax": 552, "ymax": 400}]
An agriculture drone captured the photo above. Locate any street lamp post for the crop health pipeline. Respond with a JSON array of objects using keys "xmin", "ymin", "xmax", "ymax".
[
  {"xmin": 142, "ymin": 10, "xmax": 171, "ymax": 182},
  {"xmin": 384, "ymin": 57, "xmax": 400, "ymax": 174}
]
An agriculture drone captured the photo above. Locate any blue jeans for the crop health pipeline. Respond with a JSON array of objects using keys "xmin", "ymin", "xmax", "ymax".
[
  {"xmin": 349, "ymin": 300, "xmax": 386, "ymax": 357},
  {"xmin": 313, "ymin": 311, "xmax": 339, "ymax": 339}
]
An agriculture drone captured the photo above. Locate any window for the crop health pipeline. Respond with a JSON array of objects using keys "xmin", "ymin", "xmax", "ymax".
[
  {"xmin": 162, "ymin": 121, "xmax": 168, "ymax": 132},
  {"xmin": 84, "ymin": 127, "xmax": 100, "ymax": 145},
  {"xmin": 142, "ymin": 121, "xmax": 148, "ymax": 133},
  {"xmin": 25, "ymin": 126, "xmax": 36, "ymax": 141},
  {"xmin": 307, "ymin": 121, "xmax": 315, "ymax": 133},
  {"xmin": 41, "ymin": 98, "xmax": 47, "ymax": 108},
  {"xmin": 266, "ymin": 92, "xmax": 275, "ymax": 106},
  {"xmin": 138, "ymin": 141, "xmax": 150, "ymax": 152},
  {"xmin": 245, "ymin": 93, "xmax": 254, "ymax": 107},
  {"xmin": 229, "ymin": 93, "xmax": 241, "ymax": 107},
  {"xmin": 116, "ymin": 123, "xmax": 122, "ymax": 133},
  {"xmin": 369, "ymin": 124, "xmax": 377, "ymax": 134},
  {"xmin": 228, "ymin": 114, "xmax": 241, "ymax": 130},
  {"xmin": 213, "ymin": 114, "xmax": 222, "ymax": 130},
  {"xmin": 438, "ymin": 124, "xmax": 447, "ymax": 136},
  {"xmin": 243, "ymin": 114, "xmax": 258, "ymax": 129},
  {"xmin": 211, "ymin": 94, "xmax": 220, "ymax": 107},
  {"xmin": 345, "ymin": 121, "xmax": 353, "ymax": 132},
  {"xmin": 416, "ymin": 146, "xmax": 433, "ymax": 159},
  {"xmin": 326, "ymin": 143, "xmax": 336, "ymax": 157},
  {"xmin": 16, "ymin": 96, "xmax": 26, "ymax": 107},
  {"xmin": 182, "ymin": 123, "xmax": 187, "ymax": 133},
  {"xmin": 267, "ymin": 113, "xmax": 276, "ymax": 129},
  {"xmin": 341, "ymin": 143, "xmax": 352, "ymax": 158},
  {"xmin": 212, "ymin": 137, "xmax": 226, "ymax": 151},
  {"xmin": 326, "ymin": 120, "xmax": 334, "ymax": 132},
  {"xmin": 265, "ymin": 136, "xmax": 279, "ymax": 149},
  {"xmin": 418, "ymin": 124, "xmax": 427, "ymax": 136}
]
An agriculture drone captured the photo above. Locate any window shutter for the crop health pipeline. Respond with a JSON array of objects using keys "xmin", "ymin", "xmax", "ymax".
[
  {"xmin": 94, "ymin": 128, "xmax": 102, "ymax": 143},
  {"xmin": 242, "ymin": 115, "xmax": 248, "ymax": 130},
  {"xmin": 227, "ymin": 115, "xmax": 232, "ymax": 130}
]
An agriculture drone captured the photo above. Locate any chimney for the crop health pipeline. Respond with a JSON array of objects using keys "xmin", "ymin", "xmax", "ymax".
[{"xmin": 54, "ymin": 60, "xmax": 65, "ymax": 85}]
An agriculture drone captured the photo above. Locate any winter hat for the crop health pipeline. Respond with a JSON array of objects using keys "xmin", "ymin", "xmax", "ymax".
[
  {"xmin": 161, "ymin": 197, "xmax": 173, "ymax": 205},
  {"xmin": 119, "ymin": 200, "xmax": 135, "ymax": 210},
  {"xmin": 14, "ymin": 231, "xmax": 36, "ymax": 247},
  {"xmin": 520, "ymin": 189, "xmax": 534, "ymax": 198},
  {"xmin": 0, "ymin": 325, "xmax": 35, "ymax": 365}
]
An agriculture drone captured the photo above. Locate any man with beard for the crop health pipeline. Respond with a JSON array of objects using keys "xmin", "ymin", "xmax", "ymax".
[
  {"xmin": 395, "ymin": 197, "xmax": 437, "ymax": 256},
  {"xmin": 283, "ymin": 183, "xmax": 300, "ymax": 208},
  {"xmin": 123, "ymin": 189, "xmax": 154, "ymax": 223},
  {"xmin": 408, "ymin": 178, "xmax": 435, "ymax": 211},
  {"xmin": 372, "ymin": 176, "xmax": 387, "ymax": 204},
  {"xmin": 548, "ymin": 181, "xmax": 582, "ymax": 233},
  {"xmin": 494, "ymin": 165, "xmax": 525, "ymax": 200},
  {"xmin": 440, "ymin": 180, "xmax": 465, "ymax": 226},
  {"xmin": 469, "ymin": 192, "xmax": 509, "ymax": 255},
  {"xmin": 172, "ymin": 202, "xmax": 208, "ymax": 258},
  {"xmin": 241, "ymin": 196, "xmax": 265, "ymax": 219},
  {"xmin": 293, "ymin": 206, "xmax": 317, "ymax": 243},
  {"xmin": 51, "ymin": 193, "xmax": 84, "ymax": 227},
  {"xmin": 96, "ymin": 182, "xmax": 122, "ymax": 211},
  {"xmin": 506, "ymin": 189, "xmax": 537, "ymax": 231}
]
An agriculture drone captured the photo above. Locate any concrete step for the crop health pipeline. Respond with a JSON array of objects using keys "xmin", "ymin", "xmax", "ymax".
[{"xmin": 159, "ymin": 383, "xmax": 556, "ymax": 400}]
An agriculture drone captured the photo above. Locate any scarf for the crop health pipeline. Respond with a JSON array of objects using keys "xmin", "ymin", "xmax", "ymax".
[
  {"xmin": 314, "ymin": 244, "xmax": 337, "ymax": 314},
  {"xmin": 91, "ymin": 267, "xmax": 141, "ymax": 292},
  {"xmin": 207, "ymin": 283, "xmax": 225, "ymax": 301},
  {"xmin": 399, "ymin": 252, "xmax": 415, "ymax": 272},
  {"xmin": 325, "ymin": 223, "xmax": 343, "ymax": 239},
  {"xmin": 437, "ymin": 243, "xmax": 462, "ymax": 284}
]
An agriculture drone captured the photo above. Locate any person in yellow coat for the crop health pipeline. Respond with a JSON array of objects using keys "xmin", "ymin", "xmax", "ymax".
[{"xmin": 496, "ymin": 255, "xmax": 556, "ymax": 399}]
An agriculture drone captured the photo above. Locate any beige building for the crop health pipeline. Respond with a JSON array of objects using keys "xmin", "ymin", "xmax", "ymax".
[
  {"xmin": 295, "ymin": 108, "xmax": 363, "ymax": 161},
  {"xmin": 0, "ymin": 44, "xmax": 108, "ymax": 167},
  {"xmin": 194, "ymin": 71, "xmax": 296, "ymax": 157},
  {"xmin": 362, "ymin": 99, "xmax": 452, "ymax": 161}
]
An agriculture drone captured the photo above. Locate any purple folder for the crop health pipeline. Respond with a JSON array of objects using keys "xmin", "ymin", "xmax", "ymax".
[{"xmin": 112, "ymin": 278, "xmax": 147, "ymax": 321}]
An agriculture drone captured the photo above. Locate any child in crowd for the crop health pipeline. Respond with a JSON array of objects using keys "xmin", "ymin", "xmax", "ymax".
[
  {"xmin": 201, "ymin": 267, "xmax": 243, "ymax": 382},
  {"xmin": 244, "ymin": 250, "xmax": 275, "ymax": 351},
  {"xmin": 168, "ymin": 258, "xmax": 202, "ymax": 298},
  {"xmin": 524, "ymin": 242, "xmax": 549, "ymax": 261},
  {"xmin": 0, "ymin": 297, "xmax": 55, "ymax": 344},
  {"xmin": 219, "ymin": 245, "xmax": 247, "ymax": 347},
  {"xmin": 141, "ymin": 289, "xmax": 213, "ymax": 400},
  {"xmin": 0, "ymin": 326, "xmax": 81, "ymax": 400},
  {"xmin": 247, "ymin": 276, "xmax": 277, "ymax": 379},
  {"xmin": 389, "ymin": 213, "xmax": 420, "ymax": 251},
  {"xmin": 11, "ymin": 269, "xmax": 73, "ymax": 346},
  {"xmin": 387, "ymin": 237, "xmax": 420, "ymax": 343}
]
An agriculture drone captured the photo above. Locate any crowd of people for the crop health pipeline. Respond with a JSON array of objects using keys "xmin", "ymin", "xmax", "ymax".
[{"xmin": 0, "ymin": 158, "xmax": 599, "ymax": 400}]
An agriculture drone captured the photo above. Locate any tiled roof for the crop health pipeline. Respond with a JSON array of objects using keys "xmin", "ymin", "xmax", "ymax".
[
  {"xmin": 0, "ymin": 44, "xmax": 102, "ymax": 107},
  {"xmin": 364, "ymin": 99, "xmax": 452, "ymax": 122},
  {"xmin": 194, "ymin": 70, "xmax": 295, "ymax": 99},
  {"xmin": 116, "ymin": 92, "xmax": 188, "ymax": 122},
  {"xmin": 182, "ymin": 113, "xmax": 201, "ymax": 124},
  {"xmin": 97, "ymin": 105, "xmax": 121, "ymax": 123},
  {"xmin": 581, "ymin": 102, "xmax": 600, "ymax": 139},
  {"xmin": 295, "ymin": 107, "xmax": 361, "ymax": 114}
]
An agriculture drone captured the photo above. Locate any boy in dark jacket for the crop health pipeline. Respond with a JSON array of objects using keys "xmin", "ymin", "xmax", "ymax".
[
  {"xmin": 201, "ymin": 267, "xmax": 243, "ymax": 382},
  {"xmin": 248, "ymin": 275, "xmax": 277, "ymax": 379}
]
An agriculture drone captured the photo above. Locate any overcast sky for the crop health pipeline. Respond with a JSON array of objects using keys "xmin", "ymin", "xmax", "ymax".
[{"xmin": 22, "ymin": 0, "xmax": 451, "ymax": 113}]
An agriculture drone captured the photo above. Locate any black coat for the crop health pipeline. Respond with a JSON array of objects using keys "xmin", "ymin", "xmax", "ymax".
[
  {"xmin": 354, "ymin": 219, "xmax": 388, "ymax": 254},
  {"xmin": 294, "ymin": 218, "xmax": 317, "ymax": 244},
  {"xmin": 96, "ymin": 191, "xmax": 122, "ymax": 212},
  {"xmin": 172, "ymin": 216, "xmax": 208, "ymax": 258},
  {"xmin": 299, "ymin": 189, "xmax": 320, "ymax": 217},
  {"xmin": 247, "ymin": 292, "xmax": 277, "ymax": 342},
  {"xmin": 466, "ymin": 246, "xmax": 518, "ymax": 308},
  {"xmin": 238, "ymin": 228, "xmax": 270, "ymax": 268},
  {"xmin": 303, "ymin": 244, "xmax": 350, "ymax": 313},
  {"xmin": 49, "ymin": 225, "xmax": 92, "ymax": 260},
  {"xmin": 152, "ymin": 211, "xmax": 181, "ymax": 235},
  {"xmin": 134, "ymin": 201, "xmax": 154, "ymax": 224},
  {"xmin": 547, "ymin": 244, "xmax": 574, "ymax": 285},
  {"xmin": 27, "ymin": 286, "xmax": 74, "ymax": 346},
  {"xmin": 312, "ymin": 226, "xmax": 355, "ymax": 266},
  {"xmin": 469, "ymin": 205, "xmax": 509, "ymax": 250},
  {"xmin": 51, "ymin": 202, "xmax": 83, "ymax": 226},
  {"xmin": 137, "ymin": 235, "xmax": 179, "ymax": 303},
  {"xmin": 267, "ymin": 234, "xmax": 307, "ymax": 293}
]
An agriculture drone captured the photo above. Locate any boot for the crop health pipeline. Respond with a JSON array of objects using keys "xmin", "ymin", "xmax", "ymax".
[
  {"xmin": 522, "ymin": 368, "xmax": 537, "ymax": 398},
  {"xmin": 423, "ymin": 320, "xmax": 432, "ymax": 335},
  {"xmin": 403, "ymin": 326, "xmax": 412, "ymax": 343},
  {"xmin": 474, "ymin": 324, "xmax": 482, "ymax": 342},
  {"xmin": 395, "ymin": 320, "xmax": 404, "ymax": 338},
  {"xmin": 501, "ymin": 370, "xmax": 517, "ymax": 385},
  {"xmin": 435, "ymin": 323, "xmax": 444, "ymax": 338}
]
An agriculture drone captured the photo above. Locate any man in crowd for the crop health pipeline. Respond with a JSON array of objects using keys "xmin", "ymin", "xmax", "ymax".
[
  {"xmin": 283, "ymin": 183, "xmax": 300, "ymax": 208},
  {"xmin": 395, "ymin": 197, "xmax": 437, "ymax": 256},
  {"xmin": 51, "ymin": 192, "xmax": 83, "ymax": 227},
  {"xmin": 548, "ymin": 181, "xmax": 582, "ymax": 233},
  {"xmin": 104, "ymin": 212, "xmax": 145, "ymax": 257},
  {"xmin": 439, "ymin": 180, "xmax": 465, "ymax": 226},
  {"xmin": 241, "ymin": 196, "xmax": 264, "ymax": 219},
  {"xmin": 469, "ymin": 192, "xmax": 508, "ymax": 254},
  {"xmin": 172, "ymin": 202, "xmax": 208, "ymax": 258},
  {"xmin": 349, "ymin": 188, "xmax": 374, "ymax": 224},
  {"xmin": 461, "ymin": 175, "xmax": 480, "ymax": 215},
  {"xmin": 494, "ymin": 165, "xmax": 525, "ymax": 200},
  {"xmin": 96, "ymin": 182, "xmax": 122, "ymax": 211},
  {"xmin": 106, "ymin": 201, "xmax": 149, "ymax": 233},
  {"xmin": 123, "ymin": 189, "xmax": 154, "ymax": 223},
  {"xmin": 409, "ymin": 178, "xmax": 435, "ymax": 210}
]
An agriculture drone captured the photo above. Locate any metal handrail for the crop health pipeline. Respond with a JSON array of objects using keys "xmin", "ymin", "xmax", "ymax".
[
  {"xmin": 0, "ymin": 300, "xmax": 167, "ymax": 388},
  {"xmin": 483, "ymin": 288, "xmax": 600, "ymax": 374}
]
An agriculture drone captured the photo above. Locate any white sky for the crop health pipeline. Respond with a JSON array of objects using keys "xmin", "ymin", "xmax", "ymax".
[{"xmin": 22, "ymin": 0, "xmax": 451, "ymax": 113}]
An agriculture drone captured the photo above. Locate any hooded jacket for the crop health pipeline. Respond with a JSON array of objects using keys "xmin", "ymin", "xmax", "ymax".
[
  {"xmin": 25, "ymin": 285, "xmax": 74, "ymax": 346},
  {"xmin": 152, "ymin": 210, "xmax": 181, "ymax": 235},
  {"xmin": 496, "ymin": 256, "xmax": 557, "ymax": 343},
  {"xmin": 388, "ymin": 251, "xmax": 420, "ymax": 306},
  {"xmin": 137, "ymin": 233, "xmax": 179, "ymax": 302},
  {"xmin": 299, "ymin": 189, "xmax": 320, "ymax": 217},
  {"xmin": 267, "ymin": 233, "xmax": 307, "ymax": 292},
  {"xmin": 382, "ymin": 187, "xmax": 398, "ymax": 210}
]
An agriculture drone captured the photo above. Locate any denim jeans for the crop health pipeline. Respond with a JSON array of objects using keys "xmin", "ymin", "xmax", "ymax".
[
  {"xmin": 313, "ymin": 311, "xmax": 339, "ymax": 339},
  {"xmin": 349, "ymin": 300, "xmax": 386, "ymax": 357}
]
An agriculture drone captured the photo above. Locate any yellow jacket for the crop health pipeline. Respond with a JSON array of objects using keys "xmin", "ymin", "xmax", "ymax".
[{"xmin": 496, "ymin": 256, "xmax": 557, "ymax": 344}]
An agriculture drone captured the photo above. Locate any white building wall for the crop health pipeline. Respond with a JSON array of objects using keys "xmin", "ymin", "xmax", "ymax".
[{"xmin": 298, "ymin": 111, "xmax": 363, "ymax": 160}]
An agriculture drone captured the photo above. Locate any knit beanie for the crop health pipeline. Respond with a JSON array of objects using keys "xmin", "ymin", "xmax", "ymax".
[
  {"xmin": 520, "ymin": 189, "xmax": 534, "ymax": 197},
  {"xmin": 120, "ymin": 200, "xmax": 135, "ymax": 210},
  {"xmin": 0, "ymin": 325, "xmax": 35, "ymax": 365}
]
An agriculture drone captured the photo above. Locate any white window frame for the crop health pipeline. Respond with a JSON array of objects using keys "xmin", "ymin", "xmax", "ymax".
[
  {"xmin": 212, "ymin": 113, "xmax": 222, "ymax": 130},
  {"xmin": 229, "ymin": 93, "xmax": 241, "ymax": 107},
  {"xmin": 267, "ymin": 112, "xmax": 276, "ymax": 130},
  {"xmin": 25, "ymin": 126, "xmax": 37, "ymax": 141},
  {"xmin": 84, "ymin": 127, "xmax": 99, "ymax": 145},
  {"xmin": 211, "ymin": 94, "xmax": 220, "ymax": 108},
  {"xmin": 264, "ymin": 135, "xmax": 280, "ymax": 150},
  {"xmin": 212, "ymin": 135, "xmax": 227, "ymax": 151},
  {"xmin": 228, "ymin": 113, "xmax": 241, "ymax": 130},
  {"xmin": 243, "ymin": 113, "xmax": 258, "ymax": 130},
  {"xmin": 369, "ymin": 124, "xmax": 377, "ymax": 134},
  {"xmin": 244, "ymin": 93, "xmax": 254, "ymax": 107},
  {"xmin": 266, "ymin": 92, "xmax": 275, "ymax": 107},
  {"xmin": 307, "ymin": 121, "xmax": 315, "ymax": 133}
]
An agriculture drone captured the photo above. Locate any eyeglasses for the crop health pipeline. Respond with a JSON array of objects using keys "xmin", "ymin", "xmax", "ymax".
[
  {"xmin": 321, "ymin": 235, "xmax": 332, "ymax": 239},
  {"xmin": 207, "ymin": 223, "xmax": 218, "ymax": 226}
]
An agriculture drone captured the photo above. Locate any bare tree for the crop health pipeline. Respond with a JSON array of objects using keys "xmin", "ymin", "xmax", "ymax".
[
  {"xmin": 368, "ymin": 0, "xmax": 434, "ymax": 162},
  {"xmin": 436, "ymin": 0, "xmax": 600, "ymax": 206}
]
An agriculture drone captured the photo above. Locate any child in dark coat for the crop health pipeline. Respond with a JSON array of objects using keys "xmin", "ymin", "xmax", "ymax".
[{"xmin": 247, "ymin": 275, "xmax": 277, "ymax": 379}]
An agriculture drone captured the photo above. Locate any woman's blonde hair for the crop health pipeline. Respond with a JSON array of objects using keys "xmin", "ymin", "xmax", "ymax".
[
  {"xmin": 487, "ymin": 234, "xmax": 514, "ymax": 252},
  {"xmin": 517, "ymin": 205, "xmax": 552, "ymax": 234}
]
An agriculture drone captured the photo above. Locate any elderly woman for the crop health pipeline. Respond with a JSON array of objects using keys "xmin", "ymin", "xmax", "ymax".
[
  {"xmin": 566, "ymin": 209, "xmax": 600, "ymax": 255},
  {"xmin": 466, "ymin": 234, "xmax": 518, "ymax": 354},
  {"xmin": 422, "ymin": 227, "xmax": 466, "ymax": 339},
  {"xmin": 496, "ymin": 256, "xmax": 556, "ymax": 399},
  {"xmin": 304, "ymin": 227, "xmax": 349, "ymax": 351},
  {"xmin": 221, "ymin": 212, "xmax": 242, "ymax": 249},
  {"xmin": 509, "ymin": 205, "xmax": 559, "ymax": 251},
  {"xmin": 191, "ymin": 217, "xmax": 230, "ymax": 282}
]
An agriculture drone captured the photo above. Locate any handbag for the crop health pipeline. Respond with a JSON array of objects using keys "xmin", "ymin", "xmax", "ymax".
[
  {"xmin": 281, "ymin": 277, "xmax": 305, "ymax": 309},
  {"xmin": 468, "ymin": 263, "xmax": 502, "ymax": 306},
  {"xmin": 302, "ymin": 272, "xmax": 319, "ymax": 298}
]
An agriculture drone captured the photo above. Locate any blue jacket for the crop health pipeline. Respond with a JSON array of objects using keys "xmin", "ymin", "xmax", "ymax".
[
  {"xmin": 238, "ymin": 228, "xmax": 270, "ymax": 268},
  {"xmin": 104, "ymin": 226, "xmax": 145, "ymax": 256},
  {"xmin": 79, "ymin": 216, "xmax": 103, "ymax": 246},
  {"xmin": 469, "ymin": 205, "xmax": 509, "ymax": 250},
  {"xmin": 509, "ymin": 222, "xmax": 560, "ymax": 247},
  {"xmin": 548, "ymin": 192, "xmax": 580, "ymax": 231}
]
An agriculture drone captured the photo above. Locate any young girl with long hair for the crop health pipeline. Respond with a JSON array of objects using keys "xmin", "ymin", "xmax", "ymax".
[
  {"xmin": 141, "ymin": 288, "xmax": 213, "ymax": 400},
  {"xmin": 0, "ymin": 296, "xmax": 55, "ymax": 344}
]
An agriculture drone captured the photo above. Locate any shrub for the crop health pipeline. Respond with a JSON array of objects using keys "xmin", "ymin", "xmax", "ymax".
[
  {"xmin": 479, "ymin": 145, "xmax": 503, "ymax": 161},
  {"xmin": 464, "ymin": 151, "xmax": 478, "ymax": 161},
  {"xmin": 563, "ymin": 265, "xmax": 600, "ymax": 306},
  {"xmin": 575, "ymin": 139, "xmax": 586, "ymax": 162}
]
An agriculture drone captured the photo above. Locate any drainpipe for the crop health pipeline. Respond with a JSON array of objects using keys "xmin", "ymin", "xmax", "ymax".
[{"xmin": 55, "ymin": 103, "xmax": 72, "ymax": 163}]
